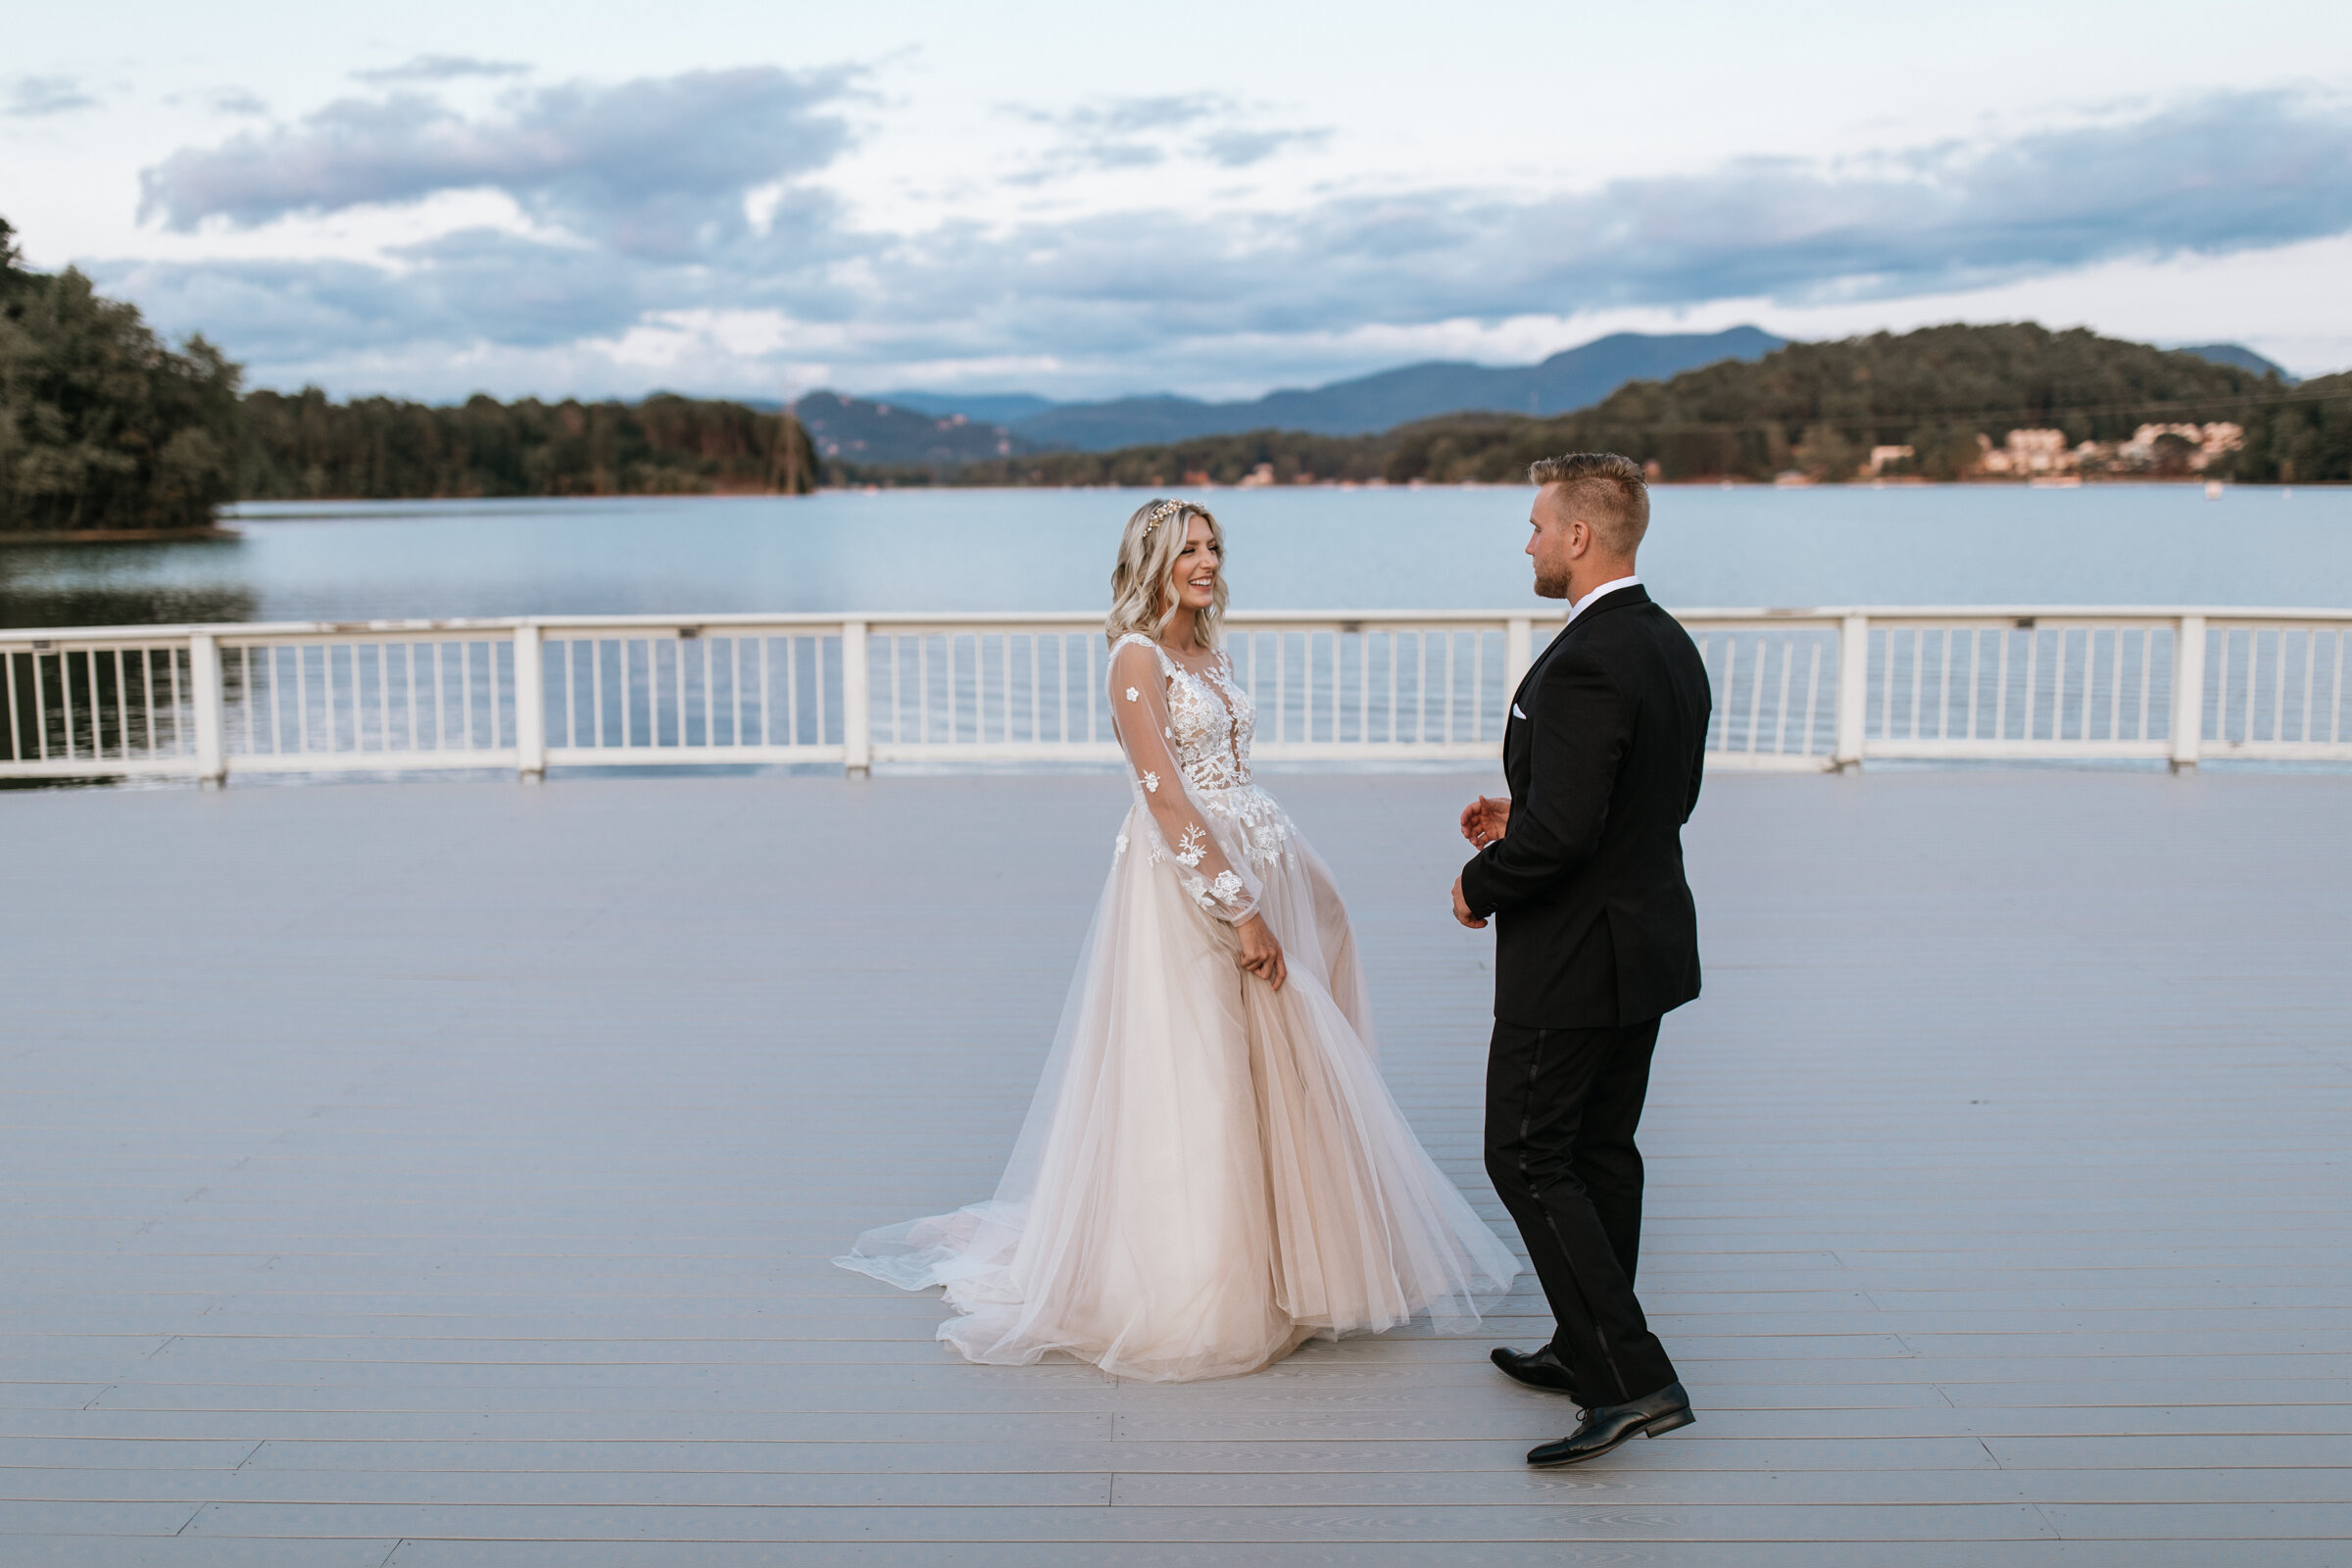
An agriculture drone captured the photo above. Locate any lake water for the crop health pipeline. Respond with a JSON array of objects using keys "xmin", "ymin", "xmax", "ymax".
[{"xmin": 4, "ymin": 483, "xmax": 2349, "ymax": 628}]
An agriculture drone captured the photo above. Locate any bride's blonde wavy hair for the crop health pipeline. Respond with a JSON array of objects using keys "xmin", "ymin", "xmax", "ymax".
[{"xmin": 1105, "ymin": 497, "xmax": 1227, "ymax": 649}]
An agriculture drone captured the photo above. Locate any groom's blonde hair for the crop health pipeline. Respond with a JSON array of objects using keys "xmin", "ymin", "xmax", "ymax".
[{"xmin": 1531, "ymin": 452, "xmax": 1649, "ymax": 556}]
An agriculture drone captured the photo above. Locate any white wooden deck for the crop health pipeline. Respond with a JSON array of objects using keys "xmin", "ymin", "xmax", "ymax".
[{"xmin": 2, "ymin": 767, "xmax": 2348, "ymax": 1567}]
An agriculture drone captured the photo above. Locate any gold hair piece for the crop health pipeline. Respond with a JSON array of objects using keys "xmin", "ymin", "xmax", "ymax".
[{"xmin": 1140, "ymin": 498, "xmax": 1191, "ymax": 539}]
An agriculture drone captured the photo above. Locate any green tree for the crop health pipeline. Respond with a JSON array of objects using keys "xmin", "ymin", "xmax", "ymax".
[
  {"xmin": 1791, "ymin": 422, "xmax": 1860, "ymax": 482},
  {"xmin": 236, "ymin": 388, "xmax": 819, "ymax": 499},
  {"xmin": 1908, "ymin": 425, "xmax": 1986, "ymax": 482},
  {"xmin": 0, "ymin": 218, "xmax": 243, "ymax": 534},
  {"xmin": 2218, "ymin": 371, "xmax": 2352, "ymax": 484}
]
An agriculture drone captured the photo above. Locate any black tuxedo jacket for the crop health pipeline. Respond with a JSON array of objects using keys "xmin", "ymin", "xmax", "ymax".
[{"xmin": 1460, "ymin": 584, "xmax": 1711, "ymax": 1028}]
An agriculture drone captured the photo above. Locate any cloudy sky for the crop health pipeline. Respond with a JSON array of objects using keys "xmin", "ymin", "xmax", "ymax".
[{"xmin": 8, "ymin": 0, "xmax": 2351, "ymax": 403}]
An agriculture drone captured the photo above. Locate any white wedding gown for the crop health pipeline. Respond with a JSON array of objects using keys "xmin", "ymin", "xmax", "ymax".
[{"xmin": 837, "ymin": 633, "xmax": 1518, "ymax": 1382}]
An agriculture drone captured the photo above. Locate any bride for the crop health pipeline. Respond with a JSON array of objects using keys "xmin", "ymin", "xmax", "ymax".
[{"xmin": 837, "ymin": 497, "xmax": 1518, "ymax": 1382}]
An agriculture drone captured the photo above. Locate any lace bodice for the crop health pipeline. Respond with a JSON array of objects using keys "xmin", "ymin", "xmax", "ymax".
[
  {"xmin": 1106, "ymin": 633, "xmax": 1286, "ymax": 923},
  {"xmin": 1113, "ymin": 633, "xmax": 1255, "ymax": 792}
]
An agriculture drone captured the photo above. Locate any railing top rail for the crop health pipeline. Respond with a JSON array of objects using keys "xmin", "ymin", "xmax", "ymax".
[
  {"xmin": 11, "ymin": 600, "xmax": 2351, "ymax": 785},
  {"xmin": 5, "ymin": 605, "xmax": 2352, "ymax": 646}
]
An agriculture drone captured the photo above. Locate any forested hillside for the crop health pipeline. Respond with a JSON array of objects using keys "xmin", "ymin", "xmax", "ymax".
[
  {"xmin": 2228, "ymin": 370, "xmax": 2352, "ymax": 483},
  {"xmin": 0, "ymin": 220, "xmax": 242, "ymax": 535},
  {"xmin": 1386, "ymin": 323, "xmax": 2287, "ymax": 483},
  {"xmin": 924, "ymin": 324, "xmax": 2341, "ymax": 487},
  {"xmin": 792, "ymin": 391, "xmax": 1018, "ymax": 472},
  {"xmin": 240, "ymin": 389, "xmax": 818, "ymax": 501}
]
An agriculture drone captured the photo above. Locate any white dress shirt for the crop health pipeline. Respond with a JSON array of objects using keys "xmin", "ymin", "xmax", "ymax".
[
  {"xmin": 1513, "ymin": 575, "xmax": 1645, "ymax": 720},
  {"xmin": 1565, "ymin": 573, "xmax": 1642, "ymax": 629}
]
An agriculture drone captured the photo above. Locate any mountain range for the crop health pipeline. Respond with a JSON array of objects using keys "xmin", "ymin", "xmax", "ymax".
[
  {"xmin": 2170, "ymin": 343, "xmax": 2298, "ymax": 382},
  {"xmin": 877, "ymin": 327, "xmax": 1786, "ymax": 451},
  {"xmin": 786, "ymin": 329, "xmax": 2293, "ymax": 469}
]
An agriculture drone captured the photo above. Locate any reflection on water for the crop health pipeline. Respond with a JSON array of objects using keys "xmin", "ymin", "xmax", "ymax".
[
  {"xmin": 0, "ymin": 583, "xmax": 259, "ymax": 628},
  {"xmin": 5, "ymin": 639, "xmax": 196, "ymax": 771},
  {"xmin": 0, "ymin": 543, "xmax": 257, "ymax": 629}
]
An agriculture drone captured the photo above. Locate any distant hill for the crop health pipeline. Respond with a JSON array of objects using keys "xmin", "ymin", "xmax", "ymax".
[
  {"xmin": 803, "ymin": 325, "xmax": 2339, "ymax": 481},
  {"xmin": 2174, "ymin": 343, "xmax": 2297, "ymax": 383},
  {"xmin": 852, "ymin": 327, "xmax": 1785, "ymax": 453},
  {"xmin": 1363, "ymin": 324, "xmax": 2291, "ymax": 484},
  {"xmin": 922, "ymin": 322, "xmax": 2334, "ymax": 488},
  {"xmin": 791, "ymin": 392, "xmax": 1020, "ymax": 470},
  {"xmin": 871, "ymin": 391, "xmax": 1060, "ymax": 425}
]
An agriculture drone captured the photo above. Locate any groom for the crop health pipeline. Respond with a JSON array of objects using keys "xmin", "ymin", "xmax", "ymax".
[{"xmin": 1451, "ymin": 452, "xmax": 1711, "ymax": 1468}]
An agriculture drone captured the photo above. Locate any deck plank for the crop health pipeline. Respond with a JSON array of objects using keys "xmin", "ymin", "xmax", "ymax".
[{"xmin": 4, "ymin": 768, "xmax": 2348, "ymax": 1559}]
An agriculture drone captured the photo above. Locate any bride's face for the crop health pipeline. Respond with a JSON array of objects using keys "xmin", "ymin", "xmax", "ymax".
[{"xmin": 1168, "ymin": 514, "xmax": 1221, "ymax": 614}]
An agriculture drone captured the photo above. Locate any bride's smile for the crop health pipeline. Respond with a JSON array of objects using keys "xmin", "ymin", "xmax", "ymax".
[
  {"xmin": 1159, "ymin": 514, "xmax": 1225, "ymax": 657},
  {"xmin": 1172, "ymin": 522, "xmax": 1221, "ymax": 612}
]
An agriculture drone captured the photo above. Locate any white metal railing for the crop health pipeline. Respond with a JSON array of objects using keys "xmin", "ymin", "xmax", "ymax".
[{"xmin": 5, "ymin": 609, "xmax": 2349, "ymax": 783}]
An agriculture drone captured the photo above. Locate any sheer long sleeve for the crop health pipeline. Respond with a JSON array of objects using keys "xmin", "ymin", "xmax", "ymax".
[{"xmin": 1109, "ymin": 640, "xmax": 1259, "ymax": 924}]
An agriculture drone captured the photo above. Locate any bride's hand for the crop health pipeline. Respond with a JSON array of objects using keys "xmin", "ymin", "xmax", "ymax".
[
  {"xmin": 1460, "ymin": 795, "xmax": 1510, "ymax": 848},
  {"xmin": 1236, "ymin": 914, "xmax": 1287, "ymax": 991}
]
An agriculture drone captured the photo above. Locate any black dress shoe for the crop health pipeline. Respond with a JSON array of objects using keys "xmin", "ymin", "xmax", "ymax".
[
  {"xmin": 1525, "ymin": 1381, "xmax": 1694, "ymax": 1467},
  {"xmin": 1491, "ymin": 1345, "xmax": 1581, "ymax": 1398}
]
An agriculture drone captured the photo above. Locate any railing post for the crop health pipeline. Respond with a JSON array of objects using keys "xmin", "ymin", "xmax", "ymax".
[
  {"xmin": 189, "ymin": 632, "xmax": 226, "ymax": 789},
  {"xmin": 1832, "ymin": 613, "xmax": 1870, "ymax": 771},
  {"xmin": 2170, "ymin": 613, "xmax": 2206, "ymax": 773},
  {"xmin": 513, "ymin": 623, "xmax": 546, "ymax": 782},
  {"xmin": 1504, "ymin": 616, "xmax": 1533, "ymax": 692},
  {"xmin": 842, "ymin": 619, "xmax": 870, "ymax": 776}
]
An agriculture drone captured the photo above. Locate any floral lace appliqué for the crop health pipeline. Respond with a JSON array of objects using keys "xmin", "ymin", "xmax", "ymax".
[
  {"xmin": 1151, "ymin": 651, "xmax": 1254, "ymax": 793},
  {"xmin": 1199, "ymin": 783, "xmax": 1292, "ymax": 870},
  {"xmin": 1106, "ymin": 632, "xmax": 1290, "ymax": 917}
]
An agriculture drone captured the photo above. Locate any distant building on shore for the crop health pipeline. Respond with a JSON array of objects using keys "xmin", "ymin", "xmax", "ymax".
[
  {"xmin": 1978, "ymin": 429, "xmax": 2073, "ymax": 476},
  {"xmin": 2114, "ymin": 422, "xmax": 2244, "ymax": 471},
  {"xmin": 1971, "ymin": 422, "xmax": 2242, "ymax": 478}
]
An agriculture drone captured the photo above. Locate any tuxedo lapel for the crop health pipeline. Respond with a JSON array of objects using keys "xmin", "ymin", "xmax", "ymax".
[
  {"xmin": 1503, "ymin": 639, "xmax": 1555, "ymax": 775},
  {"xmin": 1520, "ymin": 587, "xmax": 1650, "ymax": 695},
  {"xmin": 1502, "ymin": 586, "xmax": 1653, "ymax": 777}
]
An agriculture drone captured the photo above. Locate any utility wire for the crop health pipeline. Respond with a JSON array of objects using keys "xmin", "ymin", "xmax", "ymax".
[{"xmin": 1493, "ymin": 380, "xmax": 2348, "ymax": 438}]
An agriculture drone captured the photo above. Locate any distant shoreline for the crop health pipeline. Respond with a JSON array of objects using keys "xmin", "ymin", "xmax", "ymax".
[
  {"xmin": 1, "ymin": 476, "xmax": 2330, "ymax": 544},
  {"xmin": 0, "ymin": 526, "xmax": 243, "ymax": 545},
  {"xmin": 223, "ymin": 475, "xmax": 2338, "ymax": 504}
]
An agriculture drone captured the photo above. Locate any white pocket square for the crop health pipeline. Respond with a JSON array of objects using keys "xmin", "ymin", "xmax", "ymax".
[{"xmin": 1512, "ymin": 703, "xmax": 1528, "ymax": 719}]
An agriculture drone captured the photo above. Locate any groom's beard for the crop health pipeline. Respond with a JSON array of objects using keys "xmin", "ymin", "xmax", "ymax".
[{"xmin": 1533, "ymin": 561, "xmax": 1572, "ymax": 599}]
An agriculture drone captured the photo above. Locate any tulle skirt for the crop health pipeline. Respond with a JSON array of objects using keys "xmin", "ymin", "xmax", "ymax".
[{"xmin": 836, "ymin": 783, "xmax": 1518, "ymax": 1383}]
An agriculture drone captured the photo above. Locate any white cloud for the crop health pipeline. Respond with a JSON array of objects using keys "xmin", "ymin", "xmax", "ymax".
[
  {"xmin": 5, "ymin": 74, "xmax": 96, "ymax": 118},
  {"xmin": 88, "ymin": 75, "xmax": 2352, "ymax": 398},
  {"xmin": 350, "ymin": 55, "xmax": 531, "ymax": 86},
  {"xmin": 139, "ymin": 67, "xmax": 858, "ymax": 261}
]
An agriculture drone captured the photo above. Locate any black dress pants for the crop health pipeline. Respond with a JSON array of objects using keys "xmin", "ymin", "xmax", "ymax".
[{"xmin": 1485, "ymin": 1016, "xmax": 1679, "ymax": 1405}]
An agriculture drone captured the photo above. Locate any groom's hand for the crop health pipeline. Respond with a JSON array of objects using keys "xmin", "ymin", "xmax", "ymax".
[
  {"xmin": 1451, "ymin": 875, "xmax": 1487, "ymax": 929},
  {"xmin": 1459, "ymin": 795, "xmax": 1510, "ymax": 848}
]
